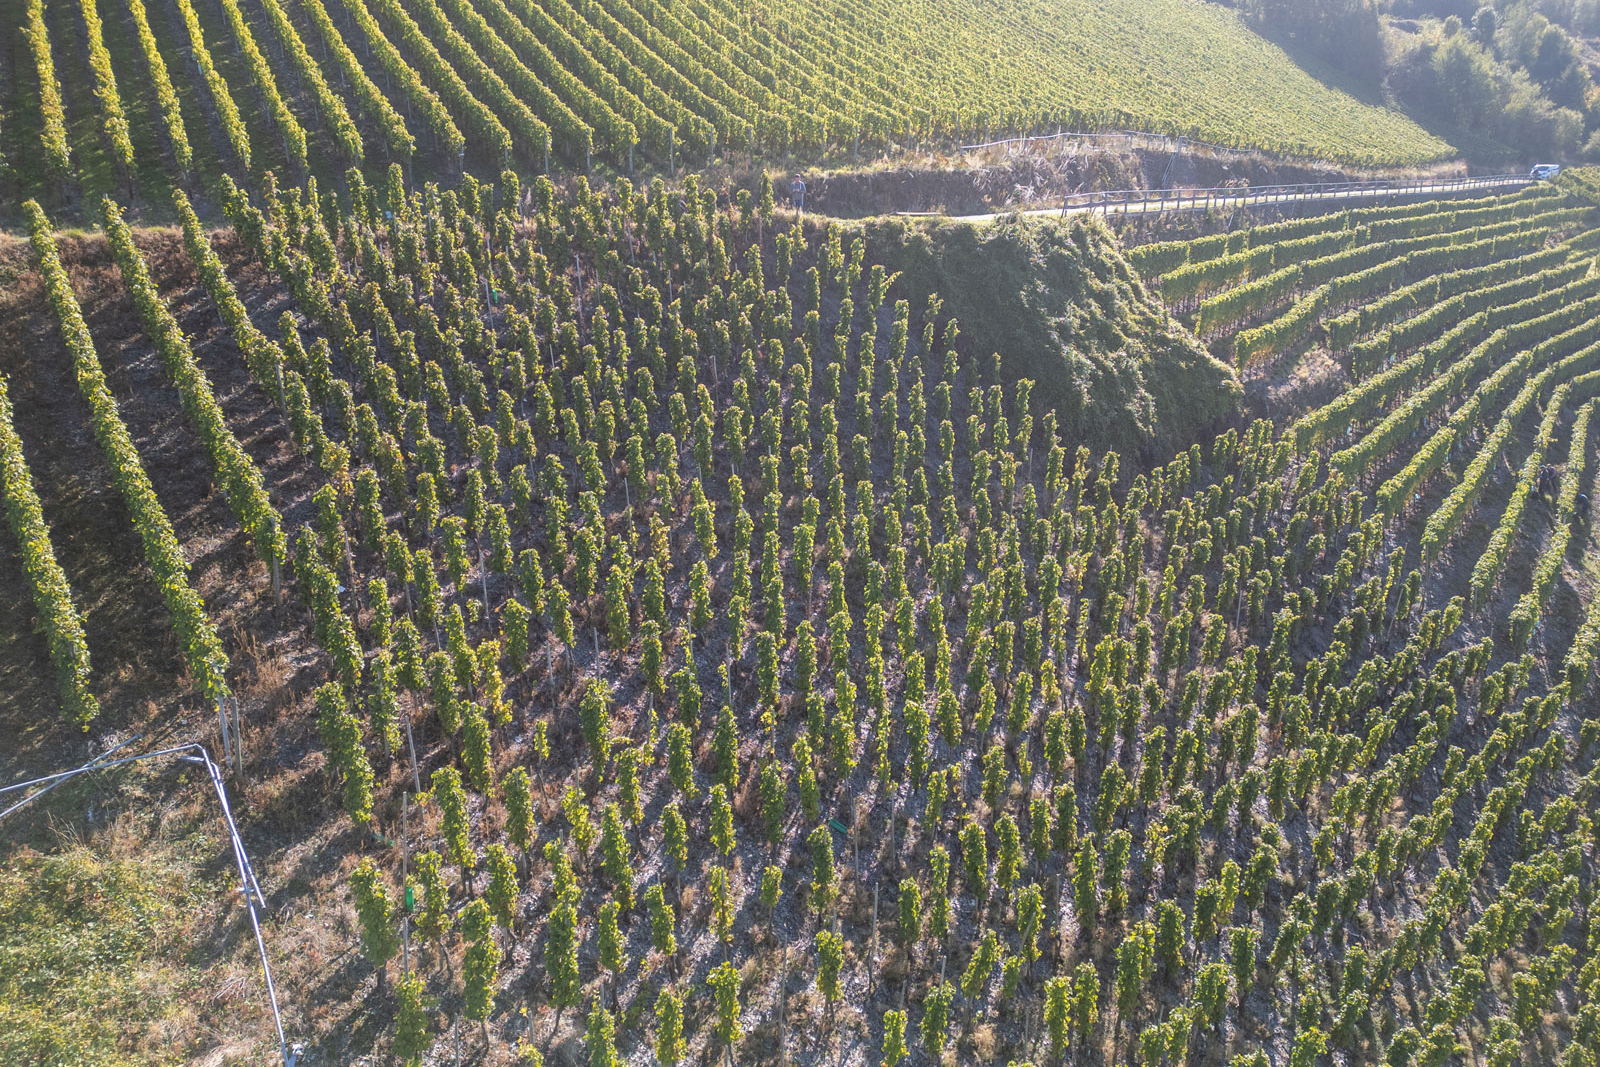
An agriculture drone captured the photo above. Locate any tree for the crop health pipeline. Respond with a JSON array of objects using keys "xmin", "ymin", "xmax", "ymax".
[
  {"xmin": 350, "ymin": 859, "xmax": 399, "ymax": 993},
  {"xmin": 882, "ymin": 1009, "xmax": 908, "ymax": 1067},
  {"xmin": 655, "ymin": 987, "xmax": 687, "ymax": 1065},
  {"xmin": 1240, "ymin": 0, "xmax": 1383, "ymax": 81},
  {"xmin": 1431, "ymin": 35, "xmax": 1499, "ymax": 129},
  {"xmin": 1472, "ymin": 4, "xmax": 1496, "ymax": 45}
]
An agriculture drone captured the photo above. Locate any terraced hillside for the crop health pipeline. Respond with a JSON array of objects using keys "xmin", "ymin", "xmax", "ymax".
[
  {"xmin": 1131, "ymin": 184, "xmax": 1596, "ymax": 377},
  {"xmin": 0, "ymin": 0, "xmax": 1452, "ymax": 218},
  {"xmin": 2, "ymin": 169, "xmax": 1599, "ymax": 1067}
]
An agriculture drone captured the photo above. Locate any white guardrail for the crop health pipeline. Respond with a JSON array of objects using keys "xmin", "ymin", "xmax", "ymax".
[{"xmin": 1063, "ymin": 174, "xmax": 1533, "ymax": 216}]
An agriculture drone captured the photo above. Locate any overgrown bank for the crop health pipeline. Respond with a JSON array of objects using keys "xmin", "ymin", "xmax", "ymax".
[{"xmin": 856, "ymin": 215, "xmax": 1243, "ymax": 461}]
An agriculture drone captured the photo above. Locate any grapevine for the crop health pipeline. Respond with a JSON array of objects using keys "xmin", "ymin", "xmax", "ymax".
[{"xmin": 26, "ymin": 200, "xmax": 230, "ymax": 706}]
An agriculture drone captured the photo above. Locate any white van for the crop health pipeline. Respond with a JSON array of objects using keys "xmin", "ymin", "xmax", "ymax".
[{"xmin": 1531, "ymin": 164, "xmax": 1562, "ymax": 180}]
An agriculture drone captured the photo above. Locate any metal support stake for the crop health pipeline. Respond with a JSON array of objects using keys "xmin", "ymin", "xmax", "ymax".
[
  {"xmin": 870, "ymin": 883, "xmax": 879, "ymax": 994},
  {"xmin": 779, "ymin": 944, "xmax": 789, "ymax": 1067},
  {"xmin": 232, "ymin": 698, "xmax": 245, "ymax": 779},
  {"xmin": 404, "ymin": 694, "xmax": 422, "ymax": 794},
  {"xmin": 401, "ymin": 793, "xmax": 411, "ymax": 977},
  {"xmin": 218, "ymin": 701, "xmax": 232, "ymax": 767},
  {"xmin": 479, "ymin": 545, "xmax": 490, "ymax": 619},
  {"xmin": 889, "ymin": 798, "xmax": 897, "ymax": 871}
]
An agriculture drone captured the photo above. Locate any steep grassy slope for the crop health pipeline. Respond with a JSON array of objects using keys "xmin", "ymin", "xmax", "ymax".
[
  {"xmin": 741, "ymin": 0, "xmax": 1451, "ymax": 164},
  {"xmin": 0, "ymin": 826, "xmax": 243, "ymax": 1066},
  {"xmin": 863, "ymin": 215, "xmax": 1242, "ymax": 461}
]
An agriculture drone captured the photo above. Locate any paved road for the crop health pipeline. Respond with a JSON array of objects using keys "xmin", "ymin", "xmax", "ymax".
[{"xmin": 907, "ymin": 175, "xmax": 1533, "ymax": 224}]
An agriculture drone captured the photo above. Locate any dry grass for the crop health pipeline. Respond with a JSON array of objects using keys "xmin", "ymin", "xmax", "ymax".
[{"xmin": 0, "ymin": 802, "xmax": 273, "ymax": 1066}]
